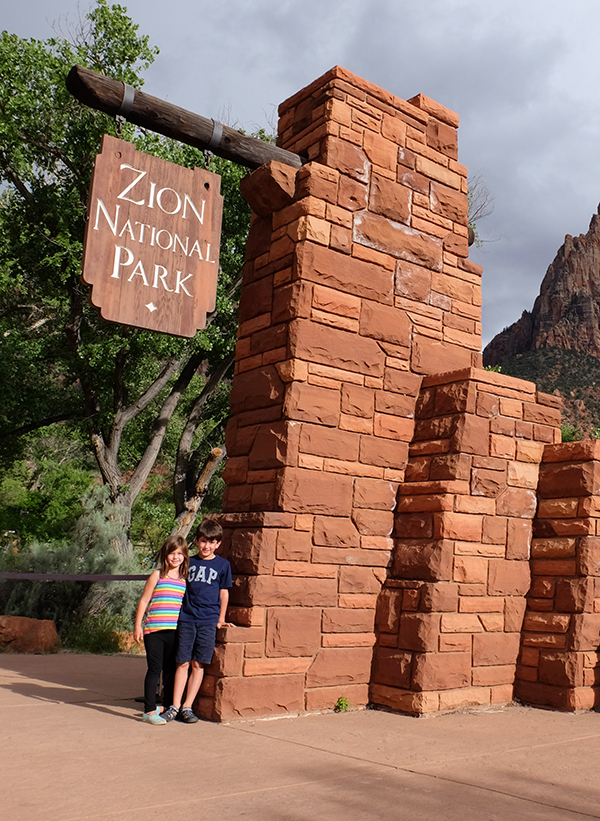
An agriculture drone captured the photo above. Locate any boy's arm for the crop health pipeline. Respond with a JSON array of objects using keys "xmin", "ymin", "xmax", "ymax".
[
  {"xmin": 217, "ymin": 588, "xmax": 233, "ymax": 629},
  {"xmin": 133, "ymin": 570, "xmax": 160, "ymax": 643}
]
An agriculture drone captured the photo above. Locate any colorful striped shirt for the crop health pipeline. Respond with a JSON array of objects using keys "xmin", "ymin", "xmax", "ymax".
[{"xmin": 143, "ymin": 575, "xmax": 186, "ymax": 634}]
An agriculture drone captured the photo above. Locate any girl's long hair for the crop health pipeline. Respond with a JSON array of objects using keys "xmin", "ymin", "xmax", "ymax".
[{"xmin": 157, "ymin": 534, "xmax": 189, "ymax": 579}]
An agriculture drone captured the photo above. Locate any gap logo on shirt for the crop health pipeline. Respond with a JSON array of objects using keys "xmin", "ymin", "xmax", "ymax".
[{"xmin": 188, "ymin": 564, "xmax": 218, "ymax": 584}]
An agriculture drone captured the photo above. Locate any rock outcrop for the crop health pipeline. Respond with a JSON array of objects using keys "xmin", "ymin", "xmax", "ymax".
[
  {"xmin": 484, "ymin": 208, "xmax": 600, "ymax": 365},
  {"xmin": 0, "ymin": 615, "xmax": 61, "ymax": 652}
]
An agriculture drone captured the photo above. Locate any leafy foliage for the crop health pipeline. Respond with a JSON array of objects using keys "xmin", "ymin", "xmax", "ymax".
[
  {"xmin": 495, "ymin": 347, "xmax": 600, "ymax": 435},
  {"xmin": 0, "ymin": 2, "xmax": 252, "ymax": 550},
  {"xmin": 0, "ymin": 485, "xmax": 143, "ymax": 636}
]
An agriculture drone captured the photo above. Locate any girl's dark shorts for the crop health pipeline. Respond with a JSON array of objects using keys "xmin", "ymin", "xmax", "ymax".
[{"xmin": 176, "ymin": 621, "xmax": 217, "ymax": 665}]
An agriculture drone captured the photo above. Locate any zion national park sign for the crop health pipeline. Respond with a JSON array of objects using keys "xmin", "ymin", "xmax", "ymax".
[{"xmin": 82, "ymin": 135, "xmax": 223, "ymax": 337}]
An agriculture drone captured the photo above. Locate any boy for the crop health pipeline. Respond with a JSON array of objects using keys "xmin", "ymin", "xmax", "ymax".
[{"xmin": 162, "ymin": 519, "xmax": 232, "ymax": 723}]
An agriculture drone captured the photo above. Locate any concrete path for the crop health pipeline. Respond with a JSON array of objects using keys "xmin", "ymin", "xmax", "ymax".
[{"xmin": 2, "ymin": 652, "xmax": 600, "ymax": 820}]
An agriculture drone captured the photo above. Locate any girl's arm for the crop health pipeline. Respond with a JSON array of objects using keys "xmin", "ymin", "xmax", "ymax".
[{"xmin": 133, "ymin": 570, "xmax": 160, "ymax": 643}]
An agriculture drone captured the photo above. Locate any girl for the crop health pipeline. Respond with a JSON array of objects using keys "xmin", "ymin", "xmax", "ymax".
[{"xmin": 134, "ymin": 534, "xmax": 189, "ymax": 725}]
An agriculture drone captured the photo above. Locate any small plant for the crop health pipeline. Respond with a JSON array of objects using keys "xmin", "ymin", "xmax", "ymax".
[
  {"xmin": 484, "ymin": 364, "xmax": 502, "ymax": 372},
  {"xmin": 334, "ymin": 696, "xmax": 350, "ymax": 713},
  {"xmin": 561, "ymin": 424, "xmax": 583, "ymax": 443}
]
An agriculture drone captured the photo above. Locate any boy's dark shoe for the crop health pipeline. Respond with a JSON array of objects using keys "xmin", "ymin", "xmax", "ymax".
[
  {"xmin": 179, "ymin": 707, "xmax": 199, "ymax": 724},
  {"xmin": 162, "ymin": 706, "xmax": 179, "ymax": 722}
]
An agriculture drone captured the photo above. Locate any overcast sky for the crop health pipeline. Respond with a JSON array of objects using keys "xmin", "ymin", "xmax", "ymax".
[{"xmin": 5, "ymin": 0, "xmax": 600, "ymax": 346}]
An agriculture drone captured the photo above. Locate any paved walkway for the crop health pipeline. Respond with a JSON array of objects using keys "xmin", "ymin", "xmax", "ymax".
[{"xmin": 2, "ymin": 652, "xmax": 600, "ymax": 820}]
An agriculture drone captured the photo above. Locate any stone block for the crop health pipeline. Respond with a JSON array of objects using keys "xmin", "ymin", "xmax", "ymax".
[
  {"xmin": 471, "ymin": 665, "xmax": 515, "ymax": 686},
  {"xmin": 487, "ymin": 560, "xmax": 530, "ymax": 596},
  {"xmin": 471, "ymin": 469, "xmax": 505, "ymax": 498},
  {"xmin": 538, "ymin": 462, "xmax": 600, "ymax": 499},
  {"xmin": 398, "ymin": 613, "xmax": 441, "ymax": 651},
  {"xmin": 412, "ymin": 652, "xmax": 471, "ymax": 691},
  {"xmin": 299, "ymin": 424, "xmax": 359, "ymax": 461},
  {"xmin": 375, "ymin": 588, "xmax": 403, "ymax": 633},
  {"xmin": 276, "ymin": 529, "xmax": 312, "ymax": 561},
  {"xmin": 323, "ymin": 136, "xmax": 369, "ymax": 182},
  {"xmin": 206, "ymin": 643, "xmax": 244, "ymax": 678},
  {"xmin": 239, "ymin": 160, "xmax": 297, "ymax": 217},
  {"xmin": 289, "ymin": 317, "xmax": 385, "ymax": 377},
  {"xmin": 284, "ymin": 381, "xmax": 340, "ymax": 426},
  {"xmin": 454, "ymin": 414, "xmax": 490, "ymax": 456},
  {"xmin": 213, "ymin": 674, "xmax": 305, "ymax": 720},
  {"xmin": 342, "ymin": 384, "xmax": 374, "ymax": 418},
  {"xmin": 569, "ymin": 614, "xmax": 600, "ymax": 651},
  {"xmin": 438, "ymin": 686, "xmax": 492, "ymax": 711},
  {"xmin": 496, "ymin": 488, "xmax": 537, "ymax": 518},
  {"xmin": 430, "ymin": 181, "xmax": 467, "ymax": 222},
  {"xmin": 313, "ymin": 516, "xmax": 360, "ymax": 548},
  {"xmin": 472, "ymin": 632, "xmax": 521, "ymax": 666},
  {"xmin": 249, "ymin": 575, "xmax": 337, "ymax": 607},
  {"xmin": 354, "ymin": 213, "xmax": 443, "ymax": 270},
  {"xmin": 372, "ymin": 648, "xmax": 412, "ymax": 688},
  {"xmin": 296, "ymin": 241, "xmax": 393, "ymax": 305},
  {"xmin": 394, "ymin": 540, "xmax": 454, "ymax": 581},
  {"xmin": 277, "ymin": 467, "xmax": 353, "ymax": 515},
  {"xmin": 369, "ymin": 173, "xmax": 411, "ymax": 223},
  {"xmin": 555, "ymin": 578, "xmax": 594, "ymax": 613},
  {"xmin": 352, "ymin": 508, "xmax": 394, "ymax": 536},
  {"xmin": 504, "ymin": 597, "xmax": 527, "ymax": 632},
  {"xmin": 229, "ymin": 365, "xmax": 284, "ymax": 414},
  {"xmin": 482, "ymin": 516, "xmax": 507, "ymax": 545},
  {"xmin": 0, "ymin": 616, "xmax": 60, "ymax": 653},
  {"xmin": 266, "ymin": 607, "xmax": 322, "ymax": 657},
  {"xmin": 339, "ymin": 566, "xmax": 383, "ymax": 594},
  {"xmin": 513, "ymin": 680, "xmax": 567, "ymax": 710},
  {"xmin": 506, "ymin": 519, "xmax": 531, "ymax": 560},
  {"xmin": 395, "ymin": 512, "xmax": 434, "ymax": 539},
  {"xmin": 538, "ymin": 651, "xmax": 584, "ymax": 687},
  {"xmin": 323, "ymin": 608, "xmax": 376, "ymax": 633},
  {"xmin": 435, "ymin": 512, "xmax": 482, "ymax": 542},
  {"xmin": 229, "ymin": 528, "xmax": 277, "ymax": 575},
  {"xmin": 421, "ymin": 582, "xmax": 459, "ymax": 612},
  {"xmin": 578, "ymin": 537, "xmax": 600, "ymax": 577},
  {"xmin": 354, "ymin": 478, "xmax": 397, "ymax": 510},
  {"xmin": 306, "ymin": 646, "xmax": 373, "ymax": 687},
  {"xmin": 453, "ymin": 556, "xmax": 488, "ymax": 585},
  {"xmin": 360, "ymin": 301, "xmax": 411, "ymax": 346},
  {"xmin": 523, "ymin": 612, "xmax": 570, "ymax": 633}
]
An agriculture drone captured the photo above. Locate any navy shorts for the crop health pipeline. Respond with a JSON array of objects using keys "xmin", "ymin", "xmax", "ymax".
[{"xmin": 176, "ymin": 621, "xmax": 217, "ymax": 665}]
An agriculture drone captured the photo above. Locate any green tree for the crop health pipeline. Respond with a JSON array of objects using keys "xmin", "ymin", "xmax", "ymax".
[{"xmin": 0, "ymin": 2, "xmax": 250, "ymax": 551}]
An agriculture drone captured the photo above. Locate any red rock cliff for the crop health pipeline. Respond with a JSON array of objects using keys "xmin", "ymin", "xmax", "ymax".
[{"xmin": 484, "ymin": 207, "xmax": 600, "ymax": 365}]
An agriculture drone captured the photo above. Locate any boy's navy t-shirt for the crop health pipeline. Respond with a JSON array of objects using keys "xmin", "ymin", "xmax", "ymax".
[{"xmin": 179, "ymin": 554, "xmax": 232, "ymax": 625}]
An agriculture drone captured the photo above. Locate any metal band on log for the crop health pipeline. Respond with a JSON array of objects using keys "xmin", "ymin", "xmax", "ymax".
[{"xmin": 66, "ymin": 65, "xmax": 306, "ymax": 171}]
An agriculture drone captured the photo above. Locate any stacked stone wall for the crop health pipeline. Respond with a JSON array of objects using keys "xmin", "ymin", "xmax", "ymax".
[
  {"xmin": 515, "ymin": 442, "xmax": 600, "ymax": 710},
  {"xmin": 370, "ymin": 369, "xmax": 561, "ymax": 714},
  {"xmin": 196, "ymin": 66, "xmax": 600, "ymax": 721}
]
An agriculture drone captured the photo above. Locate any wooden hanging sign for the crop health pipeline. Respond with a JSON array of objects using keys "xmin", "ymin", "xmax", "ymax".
[{"xmin": 82, "ymin": 134, "xmax": 223, "ymax": 337}]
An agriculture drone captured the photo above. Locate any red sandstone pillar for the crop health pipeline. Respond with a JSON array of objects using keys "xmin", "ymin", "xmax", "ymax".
[
  {"xmin": 516, "ymin": 441, "xmax": 600, "ymax": 711},
  {"xmin": 371, "ymin": 370, "xmax": 562, "ymax": 714},
  {"xmin": 199, "ymin": 67, "xmax": 484, "ymax": 720}
]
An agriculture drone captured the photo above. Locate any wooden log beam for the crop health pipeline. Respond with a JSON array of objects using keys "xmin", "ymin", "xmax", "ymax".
[{"xmin": 66, "ymin": 65, "xmax": 306, "ymax": 171}]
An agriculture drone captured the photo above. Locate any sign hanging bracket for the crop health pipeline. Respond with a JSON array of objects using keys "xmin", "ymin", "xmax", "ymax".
[{"xmin": 115, "ymin": 82, "xmax": 136, "ymax": 137}]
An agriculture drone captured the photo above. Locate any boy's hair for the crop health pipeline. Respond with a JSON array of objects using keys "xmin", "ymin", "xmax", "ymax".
[
  {"xmin": 195, "ymin": 518, "xmax": 223, "ymax": 543},
  {"xmin": 157, "ymin": 534, "xmax": 189, "ymax": 578}
]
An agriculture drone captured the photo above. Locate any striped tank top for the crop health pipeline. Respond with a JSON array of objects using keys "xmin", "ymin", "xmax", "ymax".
[{"xmin": 143, "ymin": 575, "xmax": 186, "ymax": 634}]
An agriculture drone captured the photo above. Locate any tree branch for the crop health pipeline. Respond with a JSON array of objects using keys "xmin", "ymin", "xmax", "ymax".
[
  {"xmin": 0, "ymin": 410, "xmax": 89, "ymax": 443},
  {"xmin": 172, "ymin": 446, "xmax": 227, "ymax": 539},
  {"xmin": 173, "ymin": 351, "xmax": 235, "ymax": 514},
  {"xmin": 126, "ymin": 350, "xmax": 204, "ymax": 502}
]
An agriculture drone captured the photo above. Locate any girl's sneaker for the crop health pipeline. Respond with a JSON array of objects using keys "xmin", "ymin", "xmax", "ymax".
[
  {"xmin": 161, "ymin": 705, "xmax": 179, "ymax": 722},
  {"xmin": 142, "ymin": 708, "xmax": 166, "ymax": 725}
]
